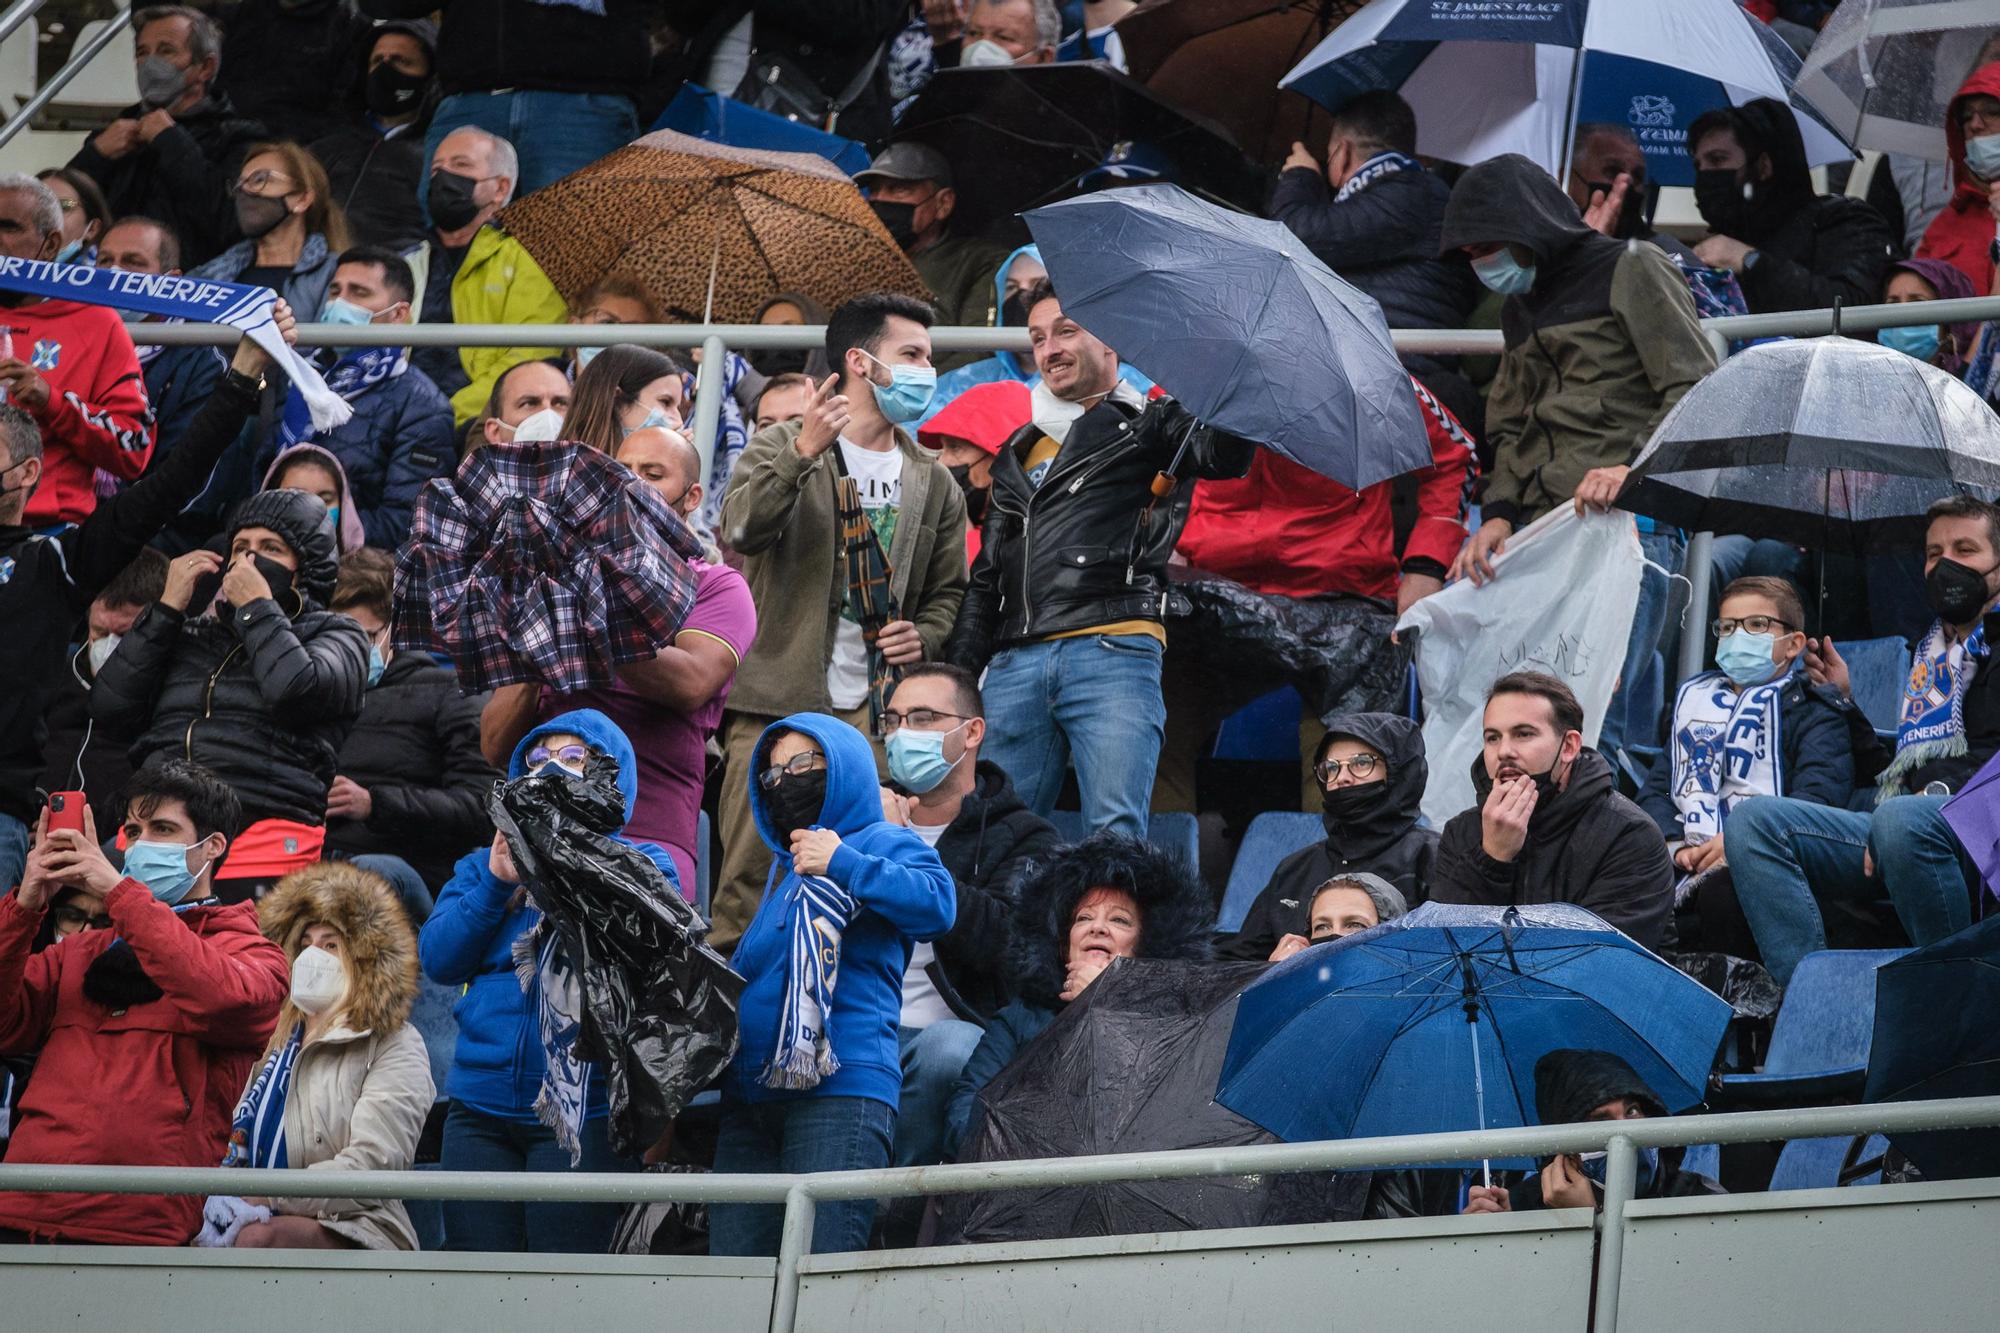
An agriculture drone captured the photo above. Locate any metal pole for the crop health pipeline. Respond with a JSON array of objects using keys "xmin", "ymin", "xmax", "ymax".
[
  {"xmin": 769, "ymin": 1183, "xmax": 817, "ymax": 1333},
  {"xmin": 1674, "ymin": 328, "xmax": 1733, "ymax": 685},
  {"xmin": 1592, "ymin": 1134, "xmax": 1639, "ymax": 1333},
  {"xmin": 0, "ymin": 6, "xmax": 133, "ymax": 150},
  {"xmin": 690, "ymin": 332, "xmax": 726, "ymax": 497},
  {"xmin": 0, "ymin": 0, "xmax": 46, "ymax": 49}
]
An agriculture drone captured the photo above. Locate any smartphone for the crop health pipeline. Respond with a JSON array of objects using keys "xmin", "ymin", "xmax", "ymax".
[{"xmin": 46, "ymin": 790, "xmax": 87, "ymax": 835}]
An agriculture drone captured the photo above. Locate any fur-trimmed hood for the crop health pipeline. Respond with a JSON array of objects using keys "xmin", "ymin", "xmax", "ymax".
[
  {"xmin": 1008, "ymin": 831, "xmax": 1214, "ymax": 1008},
  {"xmin": 259, "ymin": 861, "xmax": 419, "ymax": 1041}
]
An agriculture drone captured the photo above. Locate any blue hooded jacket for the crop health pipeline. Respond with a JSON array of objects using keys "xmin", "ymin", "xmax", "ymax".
[
  {"xmin": 726, "ymin": 712, "xmax": 956, "ymax": 1109},
  {"xmin": 417, "ymin": 708, "xmax": 681, "ymax": 1122}
]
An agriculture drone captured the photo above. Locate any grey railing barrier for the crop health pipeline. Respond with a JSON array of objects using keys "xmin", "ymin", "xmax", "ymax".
[
  {"xmin": 3, "ymin": 1096, "xmax": 1998, "ymax": 1333},
  {"xmin": 0, "ymin": 3, "xmax": 132, "ymax": 149}
]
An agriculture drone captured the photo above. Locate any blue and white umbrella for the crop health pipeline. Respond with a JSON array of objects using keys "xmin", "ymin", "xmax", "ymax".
[{"xmin": 1281, "ymin": 0, "xmax": 1854, "ymax": 185}]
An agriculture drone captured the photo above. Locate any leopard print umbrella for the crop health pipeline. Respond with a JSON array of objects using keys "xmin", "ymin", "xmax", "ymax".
[{"xmin": 496, "ymin": 130, "xmax": 931, "ymax": 324}]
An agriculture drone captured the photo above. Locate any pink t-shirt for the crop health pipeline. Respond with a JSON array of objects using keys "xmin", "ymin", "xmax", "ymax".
[{"xmin": 542, "ymin": 561, "xmax": 757, "ymax": 896}]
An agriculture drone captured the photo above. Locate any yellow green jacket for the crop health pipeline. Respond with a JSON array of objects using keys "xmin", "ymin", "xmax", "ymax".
[{"xmin": 448, "ymin": 225, "xmax": 567, "ymax": 424}]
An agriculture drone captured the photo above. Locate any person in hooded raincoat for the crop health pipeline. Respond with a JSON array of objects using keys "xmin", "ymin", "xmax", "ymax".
[
  {"xmin": 417, "ymin": 708, "xmax": 678, "ymax": 1253},
  {"xmin": 944, "ymin": 831, "xmax": 1214, "ymax": 1159},
  {"xmin": 1220, "ymin": 713, "xmax": 1437, "ymax": 961},
  {"xmin": 709, "ymin": 712, "xmax": 956, "ymax": 1258},
  {"xmin": 1918, "ymin": 62, "xmax": 2000, "ymax": 298}
]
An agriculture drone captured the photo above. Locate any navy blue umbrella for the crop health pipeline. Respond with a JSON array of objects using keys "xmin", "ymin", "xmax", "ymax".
[
  {"xmin": 1216, "ymin": 903, "xmax": 1732, "ymax": 1173},
  {"xmin": 1023, "ymin": 183, "xmax": 1433, "ymax": 492},
  {"xmin": 1864, "ymin": 916, "xmax": 2000, "ymax": 1181}
]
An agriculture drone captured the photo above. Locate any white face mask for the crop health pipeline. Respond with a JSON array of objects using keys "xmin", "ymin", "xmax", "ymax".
[
  {"xmin": 960, "ymin": 38, "xmax": 1020, "ymax": 68},
  {"xmin": 290, "ymin": 945, "xmax": 347, "ymax": 1016},
  {"xmin": 505, "ymin": 407, "xmax": 565, "ymax": 443},
  {"xmin": 86, "ymin": 633, "xmax": 121, "ymax": 673}
]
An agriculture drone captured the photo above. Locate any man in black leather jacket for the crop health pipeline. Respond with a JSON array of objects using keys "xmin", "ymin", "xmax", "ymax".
[{"xmin": 943, "ymin": 280, "xmax": 1252, "ymax": 836}]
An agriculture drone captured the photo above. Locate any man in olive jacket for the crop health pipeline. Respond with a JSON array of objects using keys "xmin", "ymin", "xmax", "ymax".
[{"xmin": 714, "ymin": 292, "xmax": 968, "ymax": 953}]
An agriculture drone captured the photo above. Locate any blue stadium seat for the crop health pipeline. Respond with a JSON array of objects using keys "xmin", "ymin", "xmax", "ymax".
[
  {"xmin": 410, "ymin": 979, "xmax": 460, "ymax": 1106},
  {"xmin": 1769, "ymin": 1133, "xmax": 1889, "ymax": 1191},
  {"xmin": 1211, "ymin": 686, "xmax": 1304, "ymax": 762},
  {"xmin": 1215, "ymin": 811, "xmax": 1323, "ymax": 934},
  {"xmin": 1047, "ymin": 810, "xmax": 1202, "ymax": 869},
  {"xmin": 1841, "ymin": 636, "xmax": 1913, "ymax": 738},
  {"xmin": 695, "ymin": 808, "xmax": 712, "ymax": 920},
  {"xmin": 1714, "ymin": 949, "xmax": 1909, "ymax": 1107},
  {"xmin": 1049, "ymin": 810, "xmax": 1087, "ymax": 843},
  {"xmin": 1679, "ymin": 1142, "xmax": 1722, "ymax": 1180}
]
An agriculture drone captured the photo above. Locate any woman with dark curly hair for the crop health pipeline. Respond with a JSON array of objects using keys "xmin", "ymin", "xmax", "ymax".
[{"xmin": 943, "ymin": 831, "xmax": 1214, "ymax": 1157}]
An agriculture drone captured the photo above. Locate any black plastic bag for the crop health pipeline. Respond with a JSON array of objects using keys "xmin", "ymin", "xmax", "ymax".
[
  {"xmin": 1164, "ymin": 573, "xmax": 1409, "ymax": 723},
  {"xmin": 491, "ymin": 758, "xmax": 743, "ymax": 1161}
]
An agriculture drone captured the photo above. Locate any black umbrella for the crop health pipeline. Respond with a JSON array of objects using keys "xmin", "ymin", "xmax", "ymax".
[
  {"xmin": 891, "ymin": 64, "xmax": 1263, "ymax": 238},
  {"xmin": 940, "ymin": 959, "xmax": 1365, "ymax": 1244},
  {"xmin": 1615, "ymin": 335, "xmax": 2000, "ymax": 554},
  {"xmin": 1864, "ymin": 916, "xmax": 2000, "ymax": 1181}
]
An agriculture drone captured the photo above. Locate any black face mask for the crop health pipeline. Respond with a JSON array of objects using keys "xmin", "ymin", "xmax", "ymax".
[
  {"xmin": 234, "ymin": 192, "xmax": 291, "ymax": 240},
  {"xmin": 428, "ymin": 169, "xmax": 485, "ymax": 233},
  {"xmin": 870, "ymin": 198, "xmax": 919, "ymax": 249},
  {"xmin": 365, "ymin": 62, "xmax": 430, "ymax": 119},
  {"xmin": 1001, "ymin": 292, "xmax": 1030, "ymax": 329},
  {"xmin": 767, "ymin": 770, "xmax": 828, "ymax": 841},
  {"xmin": 947, "ymin": 463, "xmax": 990, "ymax": 524},
  {"xmin": 1692, "ymin": 167, "xmax": 1754, "ymax": 238},
  {"xmin": 1322, "ymin": 781, "xmax": 1389, "ymax": 824},
  {"xmin": 1927, "ymin": 557, "xmax": 1998, "ymax": 625},
  {"xmin": 249, "ymin": 552, "xmax": 303, "ymax": 616},
  {"xmin": 747, "ymin": 346, "xmax": 809, "ymax": 378}
]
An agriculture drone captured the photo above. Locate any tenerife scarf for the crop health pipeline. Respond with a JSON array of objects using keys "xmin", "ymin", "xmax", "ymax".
[
  {"xmin": 1882, "ymin": 620, "xmax": 1990, "ymax": 798},
  {"xmin": 1669, "ymin": 670, "xmax": 1788, "ymax": 846},
  {"xmin": 221, "ymin": 1026, "xmax": 303, "ymax": 1170},
  {"xmin": 0, "ymin": 257, "xmax": 350, "ymax": 432},
  {"xmin": 513, "ymin": 923, "xmax": 594, "ymax": 1166},
  {"xmin": 276, "ymin": 344, "xmax": 408, "ymax": 452},
  {"xmin": 761, "ymin": 871, "xmax": 857, "ymax": 1092},
  {"xmin": 1335, "ymin": 151, "xmax": 1422, "ymax": 203}
]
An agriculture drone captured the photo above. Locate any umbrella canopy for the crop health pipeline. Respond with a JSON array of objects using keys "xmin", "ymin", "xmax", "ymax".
[
  {"xmin": 1024, "ymin": 182, "xmax": 1432, "ymax": 490},
  {"xmin": 1281, "ymin": 0, "xmax": 1853, "ymax": 183},
  {"xmin": 891, "ymin": 64, "xmax": 1261, "ymax": 238},
  {"xmin": 944, "ymin": 959, "xmax": 1362, "ymax": 1243},
  {"xmin": 1217, "ymin": 903, "xmax": 1732, "ymax": 1168},
  {"xmin": 649, "ymin": 82, "xmax": 872, "ymax": 176},
  {"xmin": 1943, "ymin": 749, "xmax": 2000, "ymax": 902},
  {"xmin": 1117, "ymin": 0, "xmax": 1368, "ymax": 165},
  {"xmin": 393, "ymin": 440, "xmax": 706, "ymax": 692},
  {"xmin": 1797, "ymin": 0, "xmax": 2000, "ymax": 160},
  {"xmin": 1615, "ymin": 335, "xmax": 2000, "ymax": 553},
  {"xmin": 1864, "ymin": 916, "xmax": 2000, "ymax": 1180},
  {"xmin": 495, "ymin": 130, "xmax": 925, "ymax": 324}
]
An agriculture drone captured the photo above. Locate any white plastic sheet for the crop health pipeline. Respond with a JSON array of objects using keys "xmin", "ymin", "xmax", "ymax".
[{"xmin": 1395, "ymin": 507, "xmax": 1644, "ymax": 827}]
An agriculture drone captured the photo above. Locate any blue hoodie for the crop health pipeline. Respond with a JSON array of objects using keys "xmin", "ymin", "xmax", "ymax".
[
  {"xmin": 726, "ymin": 712, "xmax": 956, "ymax": 1110},
  {"xmin": 417, "ymin": 708, "xmax": 682, "ymax": 1122}
]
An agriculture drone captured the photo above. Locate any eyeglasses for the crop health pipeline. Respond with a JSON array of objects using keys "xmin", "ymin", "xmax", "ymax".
[
  {"xmin": 1314, "ymin": 754, "xmax": 1381, "ymax": 783},
  {"xmin": 54, "ymin": 905, "xmax": 113, "ymax": 931},
  {"xmin": 52, "ymin": 197, "xmax": 79, "ymax": 213},
  {"xmin": 232, "ymin": 169, "xmax": 296, "ymax": 196},
  {"xmin": 526, "ymin": 743, "xmax": 590, "ymax": 771},
  {"xmin": 881, "ymin": 708, "xmax": 967, "ymax": 733},
  {"xmin": 758, "ymin": 751, "xmax": 826, "ymax": 790},
  {"xmin": 1711, "ymin": 615, "xmax": 1795, "ymax": 638}
]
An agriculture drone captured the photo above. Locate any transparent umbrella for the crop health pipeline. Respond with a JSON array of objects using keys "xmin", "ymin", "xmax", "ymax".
[{"xmin": 1796, "ymin": 0, "xmax": 2000, "ymax": 160}]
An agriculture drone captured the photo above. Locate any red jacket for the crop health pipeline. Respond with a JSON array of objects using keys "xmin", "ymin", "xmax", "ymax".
[
  {"xmin": 918, "ymin": 380, "xmax": 1032, "ymax": 565},
  {"xmin": 1177, "ymin": 377, "xmax": 1478, "ymax": 600},
  {"xmin": 1916, "ymin": 63, "xmax": 2000, "ymax": 296},
  {"xmin": 4, "ymin": 298, "xmax": 153, "ymax": 528},
  {"xmin": 0, "ymin": 880, "xmax": 287, "ymax": 1245}
]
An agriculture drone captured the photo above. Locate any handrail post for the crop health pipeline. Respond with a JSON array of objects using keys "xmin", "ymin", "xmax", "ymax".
[
  {"xmin": 1593, "ymin": 1133, "xmax": 1638, "ymax": 1333},
  {"xmin": 0, "ymin": 6, "xmax": 133, "ymax": 151},
  {"xmin": 1673, "ymin": 327, "xmax": 1733, "ymax": 687},
  {"xmin": 0, "ymin": 0, "xmax": 46, "ymax": 50},
  {"xmin": 769, "ymin": 1181, "xmax": 816, "ymax": 1333},
  {"xmin": 690, "ymin": 333, "xmax": 727, "ymax": 500}
]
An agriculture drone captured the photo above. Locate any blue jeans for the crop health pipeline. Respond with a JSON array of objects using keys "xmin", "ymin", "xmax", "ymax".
[
  {"xmin": 893, "ymin": 1021, "xmax": 983, "ymax": 1169},
  {"xmin": 424, "ymin": 90, "xmax": 639, "ymax": 203},
  {"xmin": 347, "ymin": 853, "xmax": 434, "ymax": 925},
  {"xmin": 1602, "ymin": 528, "xmax": 1686, "ymax": 757},
  {"xmin": 1728, "ymin": 795, "xmax": 1976, "ymax": 984},
  {"xmin": 978, "ymin": 633, "xmax": 1167, "ymax": 839},
  {"xmin": 0, "ymin": 812, "xmax": 27, "ymax": 894},
  {"xmin": 709, "ymin": 1097, "xmax": 895, "ymax": 1257},
  {"xmin": 438, "ymin": 1101, "xmax": 634, "ymax": 1253}
]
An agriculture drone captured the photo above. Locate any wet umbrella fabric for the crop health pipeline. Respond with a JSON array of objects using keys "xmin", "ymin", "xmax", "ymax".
[
  {"xmin": 1864, "ymin": 915, "xmax": 2000, "ymax": 1180},
  {"xmin": 1796, "ymin": 0, "xmax": 2000, "ymax": 159}
]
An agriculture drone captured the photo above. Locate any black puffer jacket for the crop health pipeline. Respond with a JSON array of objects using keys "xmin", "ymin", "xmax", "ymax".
[
  {"xmin": 1270, "ymin": 161, "xmax": 1480, "ymax": 333},
  {"xmin": 1220, "ymin": 713, "xmax": 1438, "ymax": 961},
  {"xmin": 924, "ymin": 761, "xmax": 1063, "ymax": 1023},
  {"xmin": 944, "ymin": 393, "xmax": 1254, "ymax": 671},
  {"xmin": 1430, "ymin": 750, "xmax": 1676, "ymax": 953},
  {"xmin": 1691, "ymin": 97, "xmax": 1892, "ymax": 314},
  {"xmin": 90, "ymin": 491, "xmax": 369, "ymax": 826},
  {"xmin": 325, "ymin": 653, "xmax": 498, "ymax": 887}
]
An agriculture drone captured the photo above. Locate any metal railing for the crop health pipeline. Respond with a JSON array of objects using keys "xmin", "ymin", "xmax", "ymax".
[
  {"xmin": 2, "ymin": 1096, "xmax": 1997, "ymax": 1333},
  {"xmin": 0, "ymin": 3, "xmax": 132, "ymax": 149}
]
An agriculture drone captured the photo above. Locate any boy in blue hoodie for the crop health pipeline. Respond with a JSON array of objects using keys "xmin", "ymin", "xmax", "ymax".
[
  {"xmin": 417, "ymin": 708, "xmax": 680, "ymax": 1253},
  {"xmin": 709, "ymin": 712, "xmax": 956, "ymax": 1257}
]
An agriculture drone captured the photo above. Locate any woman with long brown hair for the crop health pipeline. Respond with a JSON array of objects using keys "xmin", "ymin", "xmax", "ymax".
[
  {"xmin": 190, "ymin": 139, "xmax": 352, "ymax": 322},
  {"xmin": 560, "ymin": 343, "xmax": 689, "ymax": 454}
]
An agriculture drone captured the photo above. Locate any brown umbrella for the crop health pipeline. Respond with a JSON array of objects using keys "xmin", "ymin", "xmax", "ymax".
[
  {"xmin": 1117, "ymin": 0, "xmax": 1368, "ymax": 167},
  {"xmin": 496, "ymin": 130, "xmax": 928, "ymax": 324}
]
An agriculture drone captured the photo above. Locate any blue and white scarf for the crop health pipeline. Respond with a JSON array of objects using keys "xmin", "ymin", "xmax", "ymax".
[
  {"xmin": 1670, "ymin": 670, "xmax": 1788, "ymax": 846},
  {"xmin": 514, "ymin": 924, "xmax": 593, "ymax": 1166},
  {"xmin": 221, "ymin": 1026, "xmax": 302, "ymax": 1170},
  {"xmin": 1334, "ymin": 151, "xmax": 1423, "ymax": 203},
  {"xmin": 0, "ymin": 256, "xmax": 349, "ymax": 432},
  {"xmin": 275, "ymin": 344, "xmax": 407, "ymax": 452},
  {"xmin": 761, "ymin": 871, "xmax": 856, "ymax": 1091},
  {"xmin": 1882, "ymin": 619, "xmax": 1990, "ymax": 798},
  {"xmin": 528, "ymin": 0, "xmax": 605, "ymax": 13}
]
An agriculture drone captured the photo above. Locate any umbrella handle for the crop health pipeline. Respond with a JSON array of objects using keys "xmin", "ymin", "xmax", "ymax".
[{"xmin": 1148, "ymin": 421, "xmax": 1199, "ymax": 499}]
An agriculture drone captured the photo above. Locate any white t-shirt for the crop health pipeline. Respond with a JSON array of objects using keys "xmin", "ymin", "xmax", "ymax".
[
  {"xmin": 826, "ymin": 438, "xmax": 904, "ymax": 709},
  {"xmin": 899, "ymin": 819, "xmax": 955, "ymax": 1028}
]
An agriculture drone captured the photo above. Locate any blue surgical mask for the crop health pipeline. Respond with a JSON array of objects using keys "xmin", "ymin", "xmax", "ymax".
[
  {"xmin": 55, "ymin": 237, "xmax": 84, "ymax": 265},
  {"xmin": 1576, "ymin": 1146, "xmax": 1659, "ymax": 1195},
  {"xmin": 621, "ymin": 406, "xmax": 676, "ymax": 440},
  {"xmin": 366, "ymin": 641, "xmax": 386, "ymax": 688},
  {"xmin": 885, "ymin": 721, "xmax": 968, "ymax": 794},
  {"xmin": 575, "ymin": 344, "xmax": 602, "ymax": 371},
  {"xmin": 327, "ymin": 502, "xmax": 342, "ymax": 532},
  {"xmin": 319, "ymin": 296, "xmax": 377, "ymax": 326},
  {"xmin": 1471, "ymin": 247, "xmax": 1537, "ymax": 296},
  {"xmin": 864, "ymin": 351, "xmax": 937, "ymax": 423},
  {"xmin": 1715, "ymin": 629, "xmax": 1781, "ymax": 686},
  {"xmin": 1879, "ymin": 322, "xmax": 1941, "ymax": 363},
  {"xmin": 1967, "ymin": 133, "xmax": 2000, "ymax": 180},
  {"xmin": 123, "ymin": 838, "xmax": 211, "ymax": 905}
]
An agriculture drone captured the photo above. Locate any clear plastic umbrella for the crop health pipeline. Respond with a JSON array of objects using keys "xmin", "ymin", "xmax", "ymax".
[{"xmin": 1796, "ymin": 0, "xmax": 2000, "ymax": 160}]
